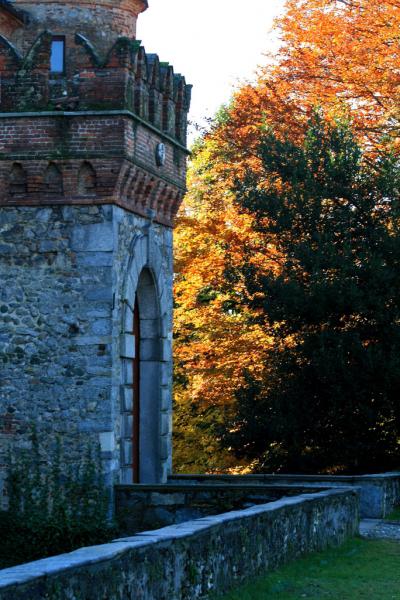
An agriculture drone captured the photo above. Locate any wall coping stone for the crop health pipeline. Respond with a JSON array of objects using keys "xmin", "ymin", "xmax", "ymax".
[
  {"xmin": 115, "ymin": 482, "xmax": 332, "ymax": 493},
  {"xmin": 170, "ymin": 472, "xmax": 400, "ymax": 482},
  {"xmin": 167, "ymin": 474, "xmax": 400, "ymax": 519}
]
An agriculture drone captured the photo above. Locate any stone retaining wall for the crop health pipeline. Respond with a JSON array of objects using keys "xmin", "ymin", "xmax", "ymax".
[
  {"xmin": 0, "ymin": 488, "xmax": 358, "ymax": 600},
  {"xmin": 170, "ymin": 472, "xmax": 400, "ymax": 518},
  {"xmin": 115, "ymin": 483, "xmax": 330, "ymax": 535}
]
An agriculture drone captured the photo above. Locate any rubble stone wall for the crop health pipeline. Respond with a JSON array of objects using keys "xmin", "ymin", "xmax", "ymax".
[{"xmin": 0, "ymin": 204, "xmax": 173, "ymax": 496}]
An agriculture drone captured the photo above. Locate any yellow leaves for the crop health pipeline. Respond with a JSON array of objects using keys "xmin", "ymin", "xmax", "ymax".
[
  {"xmin": 278, "ymin": 0, "xmax": 400, "ymax": 144},
  {"xmin": 174, "ymin": 123, "xmax": 285, "ymax": 419},
  {"xmin": 174, "ymin": 134, "xmax": 273, "ymax": 417}
]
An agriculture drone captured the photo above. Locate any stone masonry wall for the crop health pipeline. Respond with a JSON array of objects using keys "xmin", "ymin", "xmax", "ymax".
[
  {"xmin": 0, "ymin": 488, "xmax": 359, "ymax": 600},
  {"xmin": 0, "ymin": 0, "xmax": 189, "ymax": 496},
  {"xmin": 382, "ymin": 475, "xmax": 400, "ymax": 517},
  {"xmin": 0, "ymin": 204, "xmax": 173, "ymax": 495},
  {"xmin": 170, "ymin": 473, "xmax": 400, "ymax": 518}
]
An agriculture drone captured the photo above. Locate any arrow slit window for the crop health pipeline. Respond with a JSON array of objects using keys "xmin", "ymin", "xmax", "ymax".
[{"xmin": 50, "ymin": 37, "xmax": 65, "ymax": 74}]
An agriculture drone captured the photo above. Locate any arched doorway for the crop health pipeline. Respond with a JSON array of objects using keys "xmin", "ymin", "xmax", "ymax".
[
  {"xmin": 121, "ymin": 267, "xmax": 162, "ymax": 484},
  {"xmin": 132, "ymin": 295, "xmax": 140, "ymax": 482},
  {"xmin": 119, "ymin": 229, "xmax": 173, "ymax": 486}
]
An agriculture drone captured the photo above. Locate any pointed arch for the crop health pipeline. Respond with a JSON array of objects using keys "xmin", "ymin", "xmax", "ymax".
[
  {"xmin": 0, "ymin": 34, "xmax": 22, "ymax": 67},
  {"xmin": 21, "ymin": 31, "xmax": 52, "ymax": 72},
  {"xmin": 174, "ymin": 76, "xmax": 186, "ymax": 142},
  {"xmin": 133, "ymin": 46, "xmax": 149, "ymax": 118},
  {"xmin": 160, "ymin": 65, "xmax": 174, "ymax": 132},
  {"xmin": 43, "ymin": 162, "xmax": 63, "ymax": 195},
  {"xmin": 120, "ymin": 232, "xmax": 171, "ymax": 484},
  {"xmin": 104, "ymin": 37, "xmax": 140, "ymax": 69},
  {"xmin": 78, "ymin": 161, "xmax": 96, "ymax": 196},
  {"xmin": 134, "ymin": 46, "xmax": 148, "ymax": 82},
  {"xmin": 74, "ymin": 33, "xmax": 101, "ymax": 67},
  {"xmin": 9, "ymin": 162, "xmax": 27, "ymax": 195},
  {"xmin": 148, "ymin": 54, "xmax": 160, "ymax": 89},
  {"xmin": 148, "ymin": 54, "xmax": 161, "ymax": 126},
  {"xmin": 133, "ymin": 267, "xmax": 161, "ymax": 483}
]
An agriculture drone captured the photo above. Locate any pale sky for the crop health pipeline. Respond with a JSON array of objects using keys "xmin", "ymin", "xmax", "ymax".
[{"xmin": 139, "ymin": 0, "xmax": 285, "ymax": 141}]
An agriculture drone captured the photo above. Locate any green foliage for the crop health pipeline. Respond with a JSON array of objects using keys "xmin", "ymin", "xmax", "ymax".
[
  {"xmin": 0, "ymin": 428, "xmax": 115, "ymax": 568},
  {"xmin": 385, "ymin": 506, "xmax": 400, "ymax": 522},
  {"xmin": 218, "ymin": 538, "xmax": 400, "ymax": 599},
  {"xmin": 221, "ymin": 113, "xmax": 400, "ymax": 473}
]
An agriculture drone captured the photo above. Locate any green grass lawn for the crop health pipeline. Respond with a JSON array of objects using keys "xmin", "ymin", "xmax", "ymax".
[
  {"xmin": 219, "ymin": 538, "xmax": 400, "ymax": 599},
  {"xmin": 386, "ymin": 506, "xmax": 400, "ymax": 522}
]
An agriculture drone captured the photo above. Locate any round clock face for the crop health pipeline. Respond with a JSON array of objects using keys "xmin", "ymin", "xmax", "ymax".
[{"xmin": 155, "ymin": 143, "xmax": 166, "ymax": 167}]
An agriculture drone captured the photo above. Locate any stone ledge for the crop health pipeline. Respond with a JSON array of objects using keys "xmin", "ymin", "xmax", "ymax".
[{"xmin": 170, "ymin": 471, "xmax": 400, "ymax": 482}]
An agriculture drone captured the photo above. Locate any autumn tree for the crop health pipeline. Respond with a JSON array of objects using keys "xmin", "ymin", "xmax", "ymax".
[
  {"xmin": 174, "ymin": 0, "xmax": 400, "ymax": 473},
  {"xmin": 174, "ymin": 126, "xmax": 273, "ymax": 473},
  {"xmin": 221, "ymin": 0, "xmax": 400, "ymax": 163},
  {"xmin": 218, "ymin": 114, "xmax": 400, "ymax": 473}
]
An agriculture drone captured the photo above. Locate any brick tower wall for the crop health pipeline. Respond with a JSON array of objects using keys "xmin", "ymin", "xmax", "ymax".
[
  {"xmin": 0, "ymin": 29, "xmax": 191, "ymax": 226},
  {"xmin": 10, "ymin": 0, "xmax": 148, "ymax": 46}
]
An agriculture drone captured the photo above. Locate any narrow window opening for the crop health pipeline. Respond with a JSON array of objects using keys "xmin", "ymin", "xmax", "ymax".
[{"xmin": 50, "ymin": 37, "xmax": 65, "ymax": 74}]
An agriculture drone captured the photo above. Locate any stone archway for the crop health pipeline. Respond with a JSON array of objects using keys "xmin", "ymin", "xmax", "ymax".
[
  {"xmin": 119, "ymin": 230, "xmax": 172, "ymax": 485},
  {"xmin": 135, "ymin": 267, "xmax": 161, "ymax": 483}
]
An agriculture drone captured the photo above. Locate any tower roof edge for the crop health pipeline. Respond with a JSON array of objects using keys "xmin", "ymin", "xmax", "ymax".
[
  {"xmin": 133, "ymin": 0, "xmax": 149, "ymax": 13},
  {"xmin": 9, "ymin": 0, "xmax": 149, "ymax": 42}
]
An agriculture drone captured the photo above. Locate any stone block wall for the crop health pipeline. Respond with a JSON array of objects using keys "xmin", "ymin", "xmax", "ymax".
[
  {"xmin": 0, "ymin": 488, "xmax": 359, "ymax": 599},
  {"xmin": 0, "ymin": 0, "xmax": 191, "ymax": 497},
  {"xmin": 0, "ymin": 203, "xmax": 174, "ymax": 496}
]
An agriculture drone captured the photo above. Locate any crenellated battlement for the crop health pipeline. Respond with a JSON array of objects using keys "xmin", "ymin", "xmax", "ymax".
[
  {"xmin": 0, "ymin": 26, "xmax": 192, "ymax": 226},
  {"xmin": 0, "ymin": 33, "xmax": 192, "ymax": 144}
]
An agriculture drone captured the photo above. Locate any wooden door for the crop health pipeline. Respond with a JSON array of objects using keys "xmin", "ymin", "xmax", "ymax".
[{"xmin": 132, "ymin": 296, "xmax": 140, "ymax": 483}]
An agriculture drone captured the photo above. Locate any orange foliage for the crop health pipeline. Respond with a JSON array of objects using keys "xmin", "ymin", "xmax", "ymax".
[
  {"xmin": 175, "ymin": 176, "xmax": 271, "ymax": 407},
  {"xmin": 173, "ymin": 0, "xmax": 400, "ymax": 472},
  {"xmin": 173, "ymin": 132, "xmax": 277, "ymax": 471},
  {"xmin": 221, "ymin": 0, "xmax": 400, "ymax": 158}
]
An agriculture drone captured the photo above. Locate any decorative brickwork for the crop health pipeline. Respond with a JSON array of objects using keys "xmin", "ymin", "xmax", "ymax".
[{"xmin": 0, "ymin": 1, "xmax": 191, "ymax": 227}]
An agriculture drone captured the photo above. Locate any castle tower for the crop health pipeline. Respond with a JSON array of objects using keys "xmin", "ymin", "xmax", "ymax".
[
  {"xmin": 0, "ymin": 0, "xmax": 191, "ymax": 488},
  {"xmin": 2, "ymin": 0, "xmax": 148, "ymax": 47}
]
